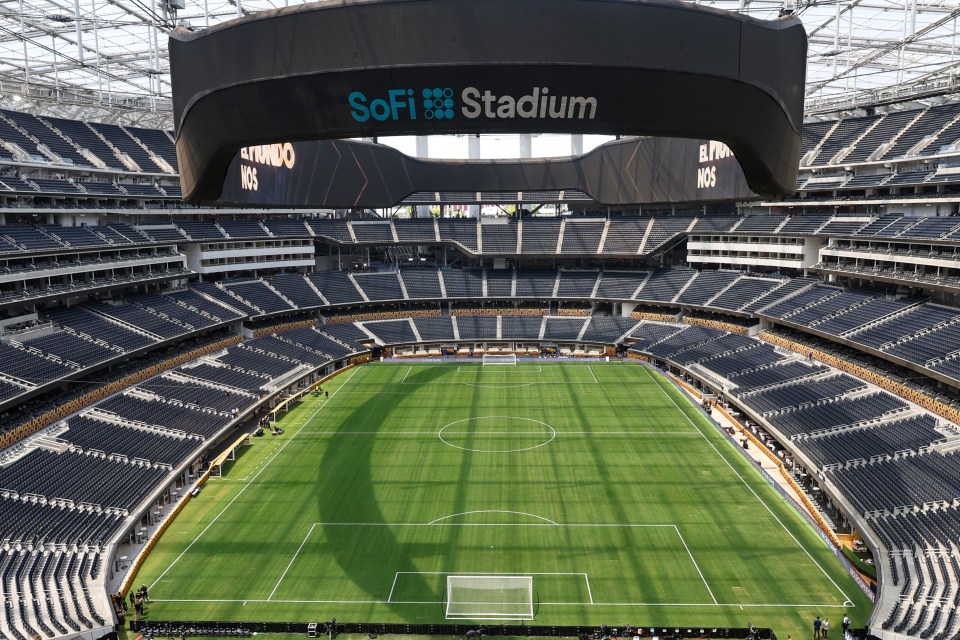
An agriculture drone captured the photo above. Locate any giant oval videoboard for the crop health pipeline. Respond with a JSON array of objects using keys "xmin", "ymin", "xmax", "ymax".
[{"xmin": 169, "ymin": 0, "xmax": 806, "ymax": 205}]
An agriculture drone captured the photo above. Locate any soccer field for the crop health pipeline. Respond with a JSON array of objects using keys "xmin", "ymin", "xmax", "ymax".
[{"xmin": 134, "ymin": 361, "xmax": 873, "ymax": 636}]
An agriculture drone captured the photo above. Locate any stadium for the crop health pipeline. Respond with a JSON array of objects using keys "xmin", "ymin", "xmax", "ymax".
[{"xmin": 1, "ymin": 1, "xmax": 960, "ymax": 640}]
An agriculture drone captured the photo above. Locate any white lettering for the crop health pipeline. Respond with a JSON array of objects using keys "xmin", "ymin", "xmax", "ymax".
[{"xmin": 460, "ymin": 87, "xmax": 596, "ymax": 120}]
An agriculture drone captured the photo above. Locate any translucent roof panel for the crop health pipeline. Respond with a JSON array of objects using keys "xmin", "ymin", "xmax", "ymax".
[{"xmin": 0, "ymin": 0, "xmax": 958, "ymax": 127}]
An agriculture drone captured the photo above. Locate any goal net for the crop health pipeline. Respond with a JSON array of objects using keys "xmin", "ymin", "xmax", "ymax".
[
  {"xmin": 482, "ymin": 354, "xmax": 517, "ymax": 366},
  {"xmin": 445, "ymin": 575, "xmax": 534, "ymax": 620}
]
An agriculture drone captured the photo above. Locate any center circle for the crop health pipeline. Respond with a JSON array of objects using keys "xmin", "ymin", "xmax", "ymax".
[{"xmin": 438, "ymin": 416, "xmax": 556, "ymax": 453}]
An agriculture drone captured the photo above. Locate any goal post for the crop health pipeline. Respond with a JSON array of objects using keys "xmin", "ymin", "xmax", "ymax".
[
  {"xmin": 482, "ymin": 354, "xmax": 517, "ymax": 366},
  {"xmin": 445, "ymin": 575, "xmax": 534, "ymax": 620}
]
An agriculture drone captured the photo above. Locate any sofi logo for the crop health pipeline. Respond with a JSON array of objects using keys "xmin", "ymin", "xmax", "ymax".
[
  {"xmin": 348, "ymin": 87, "xmax": 455, "ymax": 123},
  {"xmin": 349, "ymin": 86, "xmax": 597, "ymax": 123}
]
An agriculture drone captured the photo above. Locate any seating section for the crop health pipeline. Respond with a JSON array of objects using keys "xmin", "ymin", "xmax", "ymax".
[
  {"xmin": 87, "ymin": 122, "xmax": 162, "ymax": 173},
  {"xmin": 353, "ymin": 273, "xmax": 404, "ymax": 301},
  {"xmin": 560, "ymin": 221, "xmax": 603, "ymax": 253},
  {"xmin": 515, "ymin": 270, "xmax": 555, "ymax": 298},
  {"xmin": 480, "ymin": 223, "xmax": 518, "ymax": 253},
  {"xmin": 401, "ymin": 269, "xmax": 443, "ymax": 299},
  {"xmin": 636, "ymin": 268, "xmax": 696, "ymax": 302},
  {"xmin": 363, "ymin": 319, "xmax": 417, "ymax": 344},
  {"xmin": 521, "ymin": 219, "xmax": 562, "ymax": 253}
]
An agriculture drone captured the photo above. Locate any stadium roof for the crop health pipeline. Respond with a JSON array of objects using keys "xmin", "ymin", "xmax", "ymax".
[{"xmin": 0, "ymin": 0, "xmax": 959, "ymax": 128}]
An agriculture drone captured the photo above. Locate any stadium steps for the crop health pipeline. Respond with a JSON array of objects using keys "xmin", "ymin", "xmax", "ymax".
[
  {"xmin": 801, "ymin": 119, "xmax": 841, "ymax": 166},
  {"xmin": 300, "ymin": 275, "xmax": 330, "ymax": 306},
  {"xmin": 450, "ymin": 316, "xmax": 461, "ymax": 341},
  {"xmin": 703, "ymin": 275, "xmax": 743, "ymax": 307},
  {"xmin": 555, "ymin": 220, "xmax": 567, "ymax": 254},
  {"xmin": 431, "ymin": 218, "xmax": 441, "ymax": 242},
  {"xmin": 120, "ymin": 125, "xmax": 174, "ymax": 173},
  {"xmin": 389, "ymin": 221, "xmax": 400, "ymax": 243},
  {"xmin": 313, "ymin": 326, "xmax": 357, "ymax": 352},
  {"xmin": 514, "ymin": 221, "xmax": 523, "ymax": 253},
  {"xmin": 496, "ymin": 316, "xmax": 503, "ymax": 340},
  {"xmin": 355, "ymin": 322, "xmax": 382, "ymax": 345},
  {"xmin": 630, "ymin": 271, "xmax": 655, "ymax": 300},
  {"xmin": 346, "ymin": 222, "xmax": 358, "ymax": 243},
  {"xmin": 635, "ymin": 218, "xmax": 655, "ymax": 254},
  {"xmin": 876, "ymin": 110, "xmax": 928, "ymax": 160},
  {"xmin": 841, "ymin": 298, "xmax": 927, "ymax": 338},
  {"xmin": 396, "ymin": 272, "xmax": 410, "ymax": 299},
  {"xmin": 832, "ymin": 116, "xmax": 885, "ymax": 165},
  {"xmin": 262, "ymin": 278, "xmax": 299, "ymax": 309},
  {"xmin": 595, "ymin": 220, "xmax": 611, "ymax": 253},
  {"xmin": 511, "ymin": 270, "xmax": 518, "ymax": 297},
  {"xmin": 670, "ymin": 271, "xmax": 700, "ymax": 304},
  {"xmin": 346, "ymin": 273, "xmax": 371, "ymax": 302},
  {"xmin": 408, "ymin": 319, "xmax": 422, "ymax": 343},
  {"xmin": 575, "ymin": 319, "xmax": 590, "ymax": 342},
  {"xmin": 551, "ymin": 272, "xmax": 562, "ymax": 298},
  {"xmin": 753, "ymin": 280, "xmax": 816, "ymax": 314},
  {"xmin": 537, "ymin": 317, "xmax": 547, "ymax": 340},
  {"xmin": 192, "ymin": 286, "xmax": 251, "ymax": 318},
  {"xmin": 0, "ymin": 112, "xmax": 59, "ymax": 164},
  {"xmin": 437, "ymin": 271, "xmax": 448, "ymax": 298},
  {"xmin": 83, "ymin": 122, "xmax": 140, "ymax": 172}
]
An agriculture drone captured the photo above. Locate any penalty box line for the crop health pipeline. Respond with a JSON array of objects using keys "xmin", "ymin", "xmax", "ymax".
[
  {"xmin": 387, "ymin": 571, "xmax": 593, "ymax": 605},
  {"xmin": 269, "ymin": 522, "xmax": 711, "ymax": 605}
]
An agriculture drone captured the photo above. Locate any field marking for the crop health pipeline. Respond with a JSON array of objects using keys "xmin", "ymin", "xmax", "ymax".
[
  {"xmin": 147, "ymin": 366, "xmax": 362, "ymax": 591},
  {"xmin": 588, "ymin": 365, "xmax": 598, "ymax": 384},
  {"xmin": 672, "ymin": 525, "xmax": 717, "ymax": 605},
  {"xmin": 387, "ymin": 571, "xmax": 592, "ymax": 604},
  {"xmin": 428, "ymin": 510, "xmax": 560, "ymax": 525},
  {"xmin": 400, "ymin": 366, "xmax": 413, "ymax": 384},
  {"xmin": 457, "ymin": 365, "xmax": 542, "ymax": 373},
  {"xmin": 641, "ymin": 365, "xmax": 855, "ymax": 607},
  {"xmin": 303, "ymin": 522, "xmax": 677, "ymax": 528},
  {"xmin": 152, "ymin": 597, "xmax": 850, "ymax": 608},
  {"xmin": 268, "ymin": 523, "xmax": 317, "ymax": 601},
  {"xmin": 438, "ymin": 416, "xmax": 556, "ymax": 453},
  {"xmin": 298, "ymin": 430, "xmax": 700, "ymax": 436},
  {"xmin": 387, "ymin": 572, "xmax": 400, "ymax": 603}
]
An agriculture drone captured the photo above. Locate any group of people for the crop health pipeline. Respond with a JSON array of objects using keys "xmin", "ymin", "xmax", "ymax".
[
  {"xmin": 111, "ymin": 584, "xmax": 150, "ymax": 622},
  {"xmin": 813, "ymin": 614, "xmax": 851, "ymax": 639}
]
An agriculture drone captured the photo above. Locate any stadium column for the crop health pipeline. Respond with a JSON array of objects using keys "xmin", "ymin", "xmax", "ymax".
[
  {"xmin": 415, "ymin": 136, "xmax": 430, "ymax": 219},
  {"xmin": 468, "ymin": 135, "xmax": 481, "ymax": 218},
  {"xmin": 571, "ymin": 134, "xmax": 583, "ymax": 156}
]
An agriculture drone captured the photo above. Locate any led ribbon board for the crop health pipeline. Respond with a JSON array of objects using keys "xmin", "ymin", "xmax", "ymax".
[
  {"xmin": 169, "ymin": 0, "xmax": 807, "ymax": 205},
  {"xmin": 217, "ymin": 137, "xmax": 756, "ymax": 208}
]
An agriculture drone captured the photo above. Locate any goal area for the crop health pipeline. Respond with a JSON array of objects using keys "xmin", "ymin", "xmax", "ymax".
[
  {"xmin": 482, "ymin": 354, "xmax": 517, "ymax": 366},
  {"xmin": 445, "ymin": 575, "xmax": 534, "ymax": 620}
]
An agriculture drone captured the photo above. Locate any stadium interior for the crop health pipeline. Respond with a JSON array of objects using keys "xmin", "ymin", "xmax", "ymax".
[{"xmin": 4, "ymin": 1, "xmax": 960, "ymax": 640}]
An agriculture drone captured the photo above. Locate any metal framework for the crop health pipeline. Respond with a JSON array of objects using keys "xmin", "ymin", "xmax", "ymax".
[{"xmin": 0, "ymin": 0, "xmax": 958, "ymax": 127}]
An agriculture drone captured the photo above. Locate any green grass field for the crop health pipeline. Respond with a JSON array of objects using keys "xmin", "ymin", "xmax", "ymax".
[{"xmin": 133, "ymin": 362, "xmax": 872, "ymax": 636}]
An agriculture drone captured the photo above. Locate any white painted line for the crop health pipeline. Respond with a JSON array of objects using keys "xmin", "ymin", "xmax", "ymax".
[
  {"xmin": 149, "ymin": 366, "xmax": 362, "ymax": 591},
  {"xmin": 588, "ymin": 365, "xmax": 599, "ymax": 384},
  {"xmin": 299, "ymin": 430, "xmax": 699, "ymax": 436},
  {"xmin": 387, "ymin": 572, "xmax": 400, "ymax": 603},
  {"xmin": 428, "ymin": 510, "xmax": 559, "ymax": 525},
  {"xmin": 305, "ymin": 521, "xmax": 675, "ymax": 528},
  {"xmin": 673, "ymin": 525, "xmax": 717, "ymax": 605},
  {"xmin": 268, "ymin": 523, "xmax": 317, "ymax": 600},
  {"xmin": 584, "ymin": 573, "xmax": 595, "ymax": 605},
  {"xmin": 400, "ymin": 366, "xmax": 413, "ymax": 384},
  {"xmin": 152, "ymin": 597, "xmax": 851, "ymax": 608},
  {"xmin": 641, "ymin": 365, "xmax": 854, "ymax": 605}
]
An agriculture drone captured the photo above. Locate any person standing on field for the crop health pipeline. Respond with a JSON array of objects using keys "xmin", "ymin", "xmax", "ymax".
[{"xmin": 814, "ymin": 616, "xmax": 822, "ymax": 639}]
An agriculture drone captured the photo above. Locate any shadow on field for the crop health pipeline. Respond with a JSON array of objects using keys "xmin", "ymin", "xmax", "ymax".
[{"xmin": 315, "ymin": 365, "xmax": 485, "ymax": 620}]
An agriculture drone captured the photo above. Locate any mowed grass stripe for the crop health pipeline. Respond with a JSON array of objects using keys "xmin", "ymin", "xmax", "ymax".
[{"xmin": 133, "ymin": 362, "xmax": 872, "ymax": 636}]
